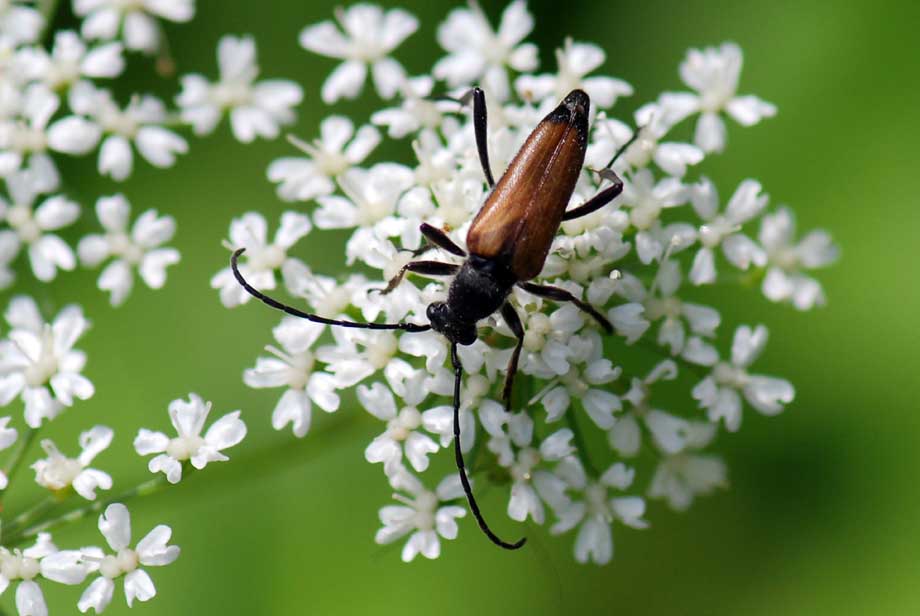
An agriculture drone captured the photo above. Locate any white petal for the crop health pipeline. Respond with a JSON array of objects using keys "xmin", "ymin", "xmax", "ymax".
[
  {"xmin": 135, "ymin": 126, "xmax": 188, "ymax": 168},
  {"xmin": 148, "ymin": 453, "xmax": 182, "ymax": 483},
  {"xmin": 16, "ymin": 579, "xmax": 47, "ymax": 616},
  {"xmin": 136, "ymin": 525, "xmax": 180, "ymax": 566},
  {"xmin": 98, "ymin": 502, "xmax": 131, "ymax": 551},
  {"xmin": 124, "ymin": 568, "xmax": 156, "ymax": 607},
  {"xmin": 77, "ymin": 577, "xmax": 114, "ymax": 614},
  {"xmin": 694, "ymin": 111, "xmax": 726, "ymax": 154},
  {"xmin": 98, "ymin": 134, "xmax": 133, "ymax": 181},
  {"xmin": 47, "ymin": 116, "xmax": 101, "ymax": 154},
  {"xmin": 726, "ymin": 95, "xmax": 776, "ymax": 126},
  {"xmin": 203, "ymin": 410, "xmax": 247, "ymax": 451},
  {"xmin": 321, "ymin": 60, "xmax": 368, "ymax": 104}
]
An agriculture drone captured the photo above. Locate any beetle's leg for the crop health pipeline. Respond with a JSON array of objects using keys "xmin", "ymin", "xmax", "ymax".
[
  {"xmin": 380, "ymin": 260, "xmax": 459, "ymax": 295},
  {"xmin": 561, "ymin": 170, "xmax": 624, "ymax": 221},
  {"xmin": 500, "ymin": 303, "xmax": 525, "ymax": 412},
  {"xmin": 519, "ymin": 282, "xmax": 613, "ymax": 332},
  {"xmin": 420, "ymin": 222, "xmax": 466, "ymax": 257},
  {"xmin": 450, "ymin": 342, "xmax": 526, "ymax": 550}
]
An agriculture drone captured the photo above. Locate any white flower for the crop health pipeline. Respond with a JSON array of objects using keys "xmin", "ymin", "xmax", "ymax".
[
  {"xmin": 593, "ymin": 101, "xmax": 703, "ymax": 177},
  {"xmin": 673, "ymin": 42, "xmax": 776, "ymax": 153},
  {"xmin": 16, "ymin": 30, "xmax": 124, "ymax": 89},
  {"xmin": 0, "ymin": 534, "xmax": 90, "ymax": 616},
  {"xmin": 620, "ymin": 168, "xmax": 690, "ymax": 264},
  {"xmin": 69, "ymin": 83, "xmax": 188, "ymax": 181},
  {"xmin": 648, "ymin": 421, "xmax": 727, "ymax": 511},
  {"xmin": 0, "ymin": 416, "xmax": 16, "ymax": 488},
  {"xmin": 434, "ymin": 0, "xmax": 537, "ymax": 101},
  {"xmin": 358, "ymin": 373, "xmax": 439, "ymax": 474},
  {"xmin": 78, "ymin": 194, "xmax": 179, "ymax": 306},
  {"xmin": 0, "ymin": 166, "xmax": 79, "ymax": 283},
  {"xmin": 244, "ymin": 317, "xmax": 339, "ymax": 438},
  {"xmin": 299, "ymin": 4, "xmax": 418, "ymax": 103},
  {"xmin": 0, "ymin": 83, "xmax": 101, "ymax": 177},
  {"xmin": 177, "ymin": 35, "xmax": 302, "ymax": 142},
  {"xmin": 375, "ymin": 465, "xmax": 466, "ymax": 562},
  {"xmin": 618, "ymin": 260, "xmax": 721, "ymax": 354},
  {"xmin": 32, "ymin": 425, "xmax": 113, "ymax": 500},
  {"xmin": 0, "ymin": 297, "xmax": 94, "ymax": 427},
  {"xmin": 0, "ymin": 1, "xmax": 43, "ymax": 45},
  {"xmin": 314, "ymin": 163, "xmax": 414, "ymax": 230},
  {"xmin": 550, "ymin": 459, "xmax": 648, "ymax": 565},
  {"xmin": 267, "ymin": 115, "xmax": 380, "ymax": 202},
  {"xmin": 371, "ymin": 76, "xmax": 458, "ymax": 139},
  {"xmin": 609, "ymin": 360, "xmax": 699, "ymax": 457},
  {"xmin": 315, "ymin": 327, "xmax": 402, "ymax": 388},
  {"xmin": 533, "ymin": 332, "xmax": 621, "ymax": 428},
  {"xmin": 759, "ymin": 207, "xmax": 838, "ymax": 310},
  {"xmin": 75, "ymin": 0, "xmax": 194, "ymax": 54},
  {"xmin": 689, "ymin": 177, "xmax": 769, "ymax": 285},
  {"xmin": 516, "ymin": 38, "xmax": 632, "ymax": 109},
  {"xmin": 133, "ymin": 393, "xmax": 246, "ymax": 483},
  {"xmin": 692, "ymin": 324, "xmax": 794, "ymax": 431},
  {"xmin": 211, "ymin": 211, "xmax": 311, "ymax": 308},
  {"xmin": 78, "ymin": 503, "xmax": 179, "ymax": 613},
  {"xmin": 480, "ymin": 406, "xmax": 573, "ymax": 524}
]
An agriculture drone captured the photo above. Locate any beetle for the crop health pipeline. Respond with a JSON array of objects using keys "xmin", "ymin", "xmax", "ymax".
[{"xmin": 232, "ymin": 88, "xmax": 635, "ymax": 550}]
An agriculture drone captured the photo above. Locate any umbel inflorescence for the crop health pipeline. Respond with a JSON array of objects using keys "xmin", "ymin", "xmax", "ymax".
[
  {"xmin": 0, "ymin": 0, "xmax": 837, "ymax": 614},
  {"xmin": 224, "ymin": 0, "xmax": 837, "ymax": 564}
]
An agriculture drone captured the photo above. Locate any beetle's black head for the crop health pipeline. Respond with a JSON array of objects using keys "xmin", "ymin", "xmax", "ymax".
[
  {"xmin": 544, "ymin": 89, "xmax": 590, "ymax": 140},
  {"xmin": 427, "ymin": 301, "xmax": 477, "ymax": 346}
]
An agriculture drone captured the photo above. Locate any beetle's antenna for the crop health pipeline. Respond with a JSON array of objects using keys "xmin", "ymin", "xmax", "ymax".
[
  {"xmin": 604, "ymin": 126, "xmax": 644, "ymax": 170},
  {"xmin": 450, "ymin": 343, "xmax": 526, "ymax": 551},
  {"xmin": 231, "ymin": 249, "xmax": 431, "ymax": 333}
]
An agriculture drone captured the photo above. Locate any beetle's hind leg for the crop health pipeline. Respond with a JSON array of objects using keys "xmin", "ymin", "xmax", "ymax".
[
  {"xmin": 380, "ymin": 260, "xmax": 459, "ymax": 295},
  {"xmin": 519, "ymin": 282, "xmax": 613, "ymax": 333},
  {"xmin": 499, "ymin": 303, "xmax": 525, "ymax": 412},
  {"xmin": 561, "ymin": 169, "xmax": 624, "ymax": 221}
]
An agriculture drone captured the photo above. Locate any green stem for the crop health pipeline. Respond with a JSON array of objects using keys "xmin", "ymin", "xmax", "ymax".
[
  {"xmin": 3, "ymin": 428, "xmax": 38, "ymax": 490},
  {"xmin": 37, "ymin": 0, "xmax": 62, "ymax": 42},
  {"xmin": 3, "ymin": 495, "xmax": 58, "ymax": 538},
  {"xmin": 3, "ymin": 474, "xmax": 169, "ymax": 547},
  {"xmin": 566, "ymin": 409, "xmax": 598, "ymax": 478}
]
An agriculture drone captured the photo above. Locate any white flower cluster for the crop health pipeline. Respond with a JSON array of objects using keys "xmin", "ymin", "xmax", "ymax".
[
  {"xmin": 221, "ymin": 1, "xmax": 838, "ymax": 565},
  {"xmin": 0, "ymin": 3, "xmax": 267, "ymax": 614}
]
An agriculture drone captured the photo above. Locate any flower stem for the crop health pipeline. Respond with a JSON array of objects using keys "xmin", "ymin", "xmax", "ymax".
[
  {"xmin": 3, "ymin": 427, "xmax": 38, "ymax": 490},
  {"xmin": 565, "ymin": 410, "xmax": 598, "ymax": 478},
  {"xmin": 2, "ymin": 495, "xmax": 58, "ymax": 538},
  {"xmin": 2, "ymin": 474, "xmax": 170, "ymax": 547},
  {"xmin": 37, "ymin": 0, "xmax": 62, "ymax": 42}
]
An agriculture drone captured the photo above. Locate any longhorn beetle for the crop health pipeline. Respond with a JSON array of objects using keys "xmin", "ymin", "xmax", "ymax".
[{"xmin": 232, "ymin": 88, "xmax": 636, "ymax": 551}]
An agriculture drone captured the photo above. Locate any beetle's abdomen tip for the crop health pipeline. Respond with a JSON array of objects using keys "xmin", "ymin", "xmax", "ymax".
[{"xmin": 562, "ymin": 89, "xmax": 590, "ymax": 115}]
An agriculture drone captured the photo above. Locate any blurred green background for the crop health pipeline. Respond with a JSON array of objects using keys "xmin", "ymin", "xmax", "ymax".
[{"xmin": 4, "ymin": 0, "xmax": 919, "ymax": 614}]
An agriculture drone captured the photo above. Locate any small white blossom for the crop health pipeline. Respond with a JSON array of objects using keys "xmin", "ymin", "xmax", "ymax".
[
  {"xmin": 267, "ymin": 116, "xmax": 380, "ymax": 202},
  {"xmin": 0, "ymin": 83, "xmax": 101, "ymax": 178},
  {"xmin": 299, "ymin": 3, "xmax": 418, "ymax": 103},
  {"xmin": 648, "ymin": 421, "xmax": 727, "ymax": 511},
  {"xmin": 16, "ymin": 30, "xmax": 124, "ymax": 89},
  {"xmin": 609, "ymin": 360, "xmax": 698, "ymax": 457},
  {"xmin": 314, "ymin": 163, "xmax": 414, "ymax": 230},
  {"xmin": 0, "ymin": 1, "xmax": 43, "ymax": 45},
  {"xmin": 32, "ymin": 425, "xmax": 113, "ymax": 500},
  {"xmin": 177, "ymin": 35, "xmax": 302, "ymax": 142},
  {"xmin": 78, "ymin": 503, "xmax": 179, "ymax": 613},
  {"xmin": 358, "ymin": 373, "xmax": 439, "ymax": 474},
  {"xmin": 0, "ymin": 534, "xmax": 90, "ymax": 616},
  {"xmin": 550, "ymin": 459, "xmax": 648, "ymax": 565},
  {"xmin": 0, "ymin": 297, "xmax": 94, "ymax": 427},
  {"xmin": 692, "ymin": 324, "xmax": 794, "ymax": 431},
  {"xmin": 620, "ymin": 168, "xmax": 690, "ymax": 264},
  {"xmin": 74, "ymin": 0, "xmax": 194, "ymax": 54},
  {"xmin": 78, "ymin": 194, "xmax": 179, "ymax": 306},
  {"xmin": 759, "ymin": 207, "xmax": 838, "ymax": 310},
  {"xmin": 133, "ymin": 393, "xmax": 246, "ymax": 483},
  {"xmin": 481, "ymin": 406, "xmax": 573, "ymax": 524},
  {"xmin": 516, "ymin": 38, "xmax": 632, "ymax": 109},
  {"xmin": 211, "ymin": 211, "xmax": 311, "ymax": 308},
  {"xmin": 69, "ymin": 83, "xmax": 187, "ymax": 181},
  {"xmin": 671, "ymin": 42, "xmax": 776, "ymax": 153},
  {"xmin": 689, "ymin": 177, "xmax": 769, "ymax": 285},
  {"xmin": 244, "ymin": 317, "xmax": 340, "ymax": 438},
  {"xmin": 0, "ymin": 165, "xmax": 79, "ymax": 283},
  {"xmin": 375, "ymin": 465, "xmax": 466, "ymax": 562},
  {"xmin": 434, "ymin": 0, "xmax": 538, "ymax": 101}
]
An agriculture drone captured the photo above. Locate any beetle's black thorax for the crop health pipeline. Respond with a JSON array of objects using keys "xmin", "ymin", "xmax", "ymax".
[{"xmin": 447, "ymin": 254, "xmax": 516, "ymax": 323}]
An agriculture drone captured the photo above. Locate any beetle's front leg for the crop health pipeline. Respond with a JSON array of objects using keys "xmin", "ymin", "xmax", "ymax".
[
  {"xmin": 499, "ymin": 302, "xmax": 525, "ymax": 412},
  {"xmin": 380, "ymin": 261, "xmax": 459, "ymax": 295},
  {"xmin": 519, "ymin": 282, "xmax": 612, "ymax": 332},
  {"xmin": 561, "ymin": 170, "xmax": 624, "ymax": 221}
]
